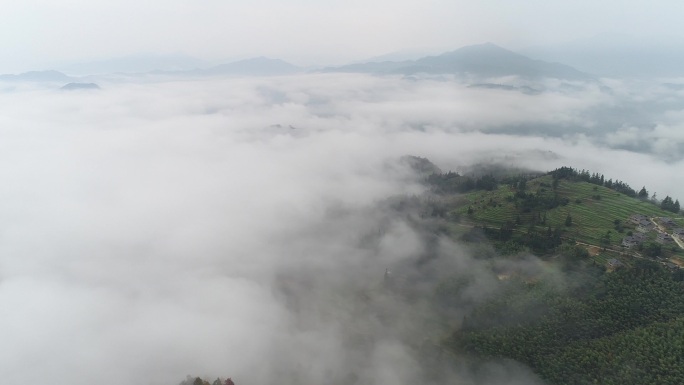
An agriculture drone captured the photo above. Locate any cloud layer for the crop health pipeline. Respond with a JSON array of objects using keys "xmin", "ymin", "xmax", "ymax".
[{"xmin": 0, "ymin": 73, "xmax": 681, "ymax": 385}]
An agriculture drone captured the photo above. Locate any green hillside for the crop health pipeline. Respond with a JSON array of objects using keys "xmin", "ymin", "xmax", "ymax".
[{"xmin": 432, "ymin": 171, "xmax": 684, "ymax": 263}]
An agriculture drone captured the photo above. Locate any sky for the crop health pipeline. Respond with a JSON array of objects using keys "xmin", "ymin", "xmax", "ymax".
[{"xmin": 3, "ymin": 0, "xmax": 684, "ymax": 72}]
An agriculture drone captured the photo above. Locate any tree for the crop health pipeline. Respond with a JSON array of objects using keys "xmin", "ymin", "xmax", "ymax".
[
  {"xmin": 565, "ymin": 213, "xmax": 573, "ymax": 227},
  {"xmin": 638, "ymin": 186, "xmax": 649, "ymax": 199},
  {"xmin": 642, "ymin": 242, "xmax": 662, "ymax": 258},
  {"xmin": 601, "ymin": 231, "xmax": 612, "ymax": 250},
  {"xmin": 613, "ymin": 219, "xmax": 623, "ymax": 233},
  {"xmin": 660, "ymin": 196, "xmax": 680, "ymax": 213}
]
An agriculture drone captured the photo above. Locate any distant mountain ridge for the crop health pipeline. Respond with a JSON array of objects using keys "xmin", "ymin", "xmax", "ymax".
[
  {"xmin": 0, "ymin": 44, "xmax": 592, "ymax": 81},
  {"xmin": 323, "ymin": 43, "xmax": 593, "ymax": 80},
  {"xmin": 147, "ymin": 57, "xmax": 302, "ymax": 77},
  {"xmin": 0, "ymin": 70, "xmax": 73, "ymax": 82}
]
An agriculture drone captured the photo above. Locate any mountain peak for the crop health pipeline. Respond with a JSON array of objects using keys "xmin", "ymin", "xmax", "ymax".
[{"xmin": 322, "ymin": 43, "xmax": 592, "ymax": 80}]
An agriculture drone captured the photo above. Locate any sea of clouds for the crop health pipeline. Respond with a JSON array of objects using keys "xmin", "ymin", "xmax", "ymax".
[{"xmin": 0, "ymin": 72, "xmax": 681, "ymax": 385}]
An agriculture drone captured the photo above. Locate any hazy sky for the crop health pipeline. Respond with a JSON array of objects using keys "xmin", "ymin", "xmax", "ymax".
[{"xmin": 2, "ymin": 0, "xmax": 684, "ymax": 72}]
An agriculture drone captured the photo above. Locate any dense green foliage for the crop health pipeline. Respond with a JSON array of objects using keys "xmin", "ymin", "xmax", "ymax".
[
  {"xmin": 550, "ymin": 166, "xmax": 640, "ymax": 198},
  {"xmin": 660, "ymin": 196, "xmax": 681, "ymax": 213},
  {"xmin": 427, "ymin": 171, "xmax": 499, "ymax": 193},
  {"xmin": 446, "ymin": 263, "xmax": 684, "ymax": 385}
]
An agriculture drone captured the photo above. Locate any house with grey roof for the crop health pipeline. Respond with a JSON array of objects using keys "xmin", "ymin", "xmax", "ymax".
[
  {"xmin": 659, "ymin": 217, "xmax": 677, "ymax": 228},
  {"xmin": 621, "ymin": 235, "xmax": 641, "ymax": 248},
  {"xmin": 672, "ymin": 228, "xmax": 684, "ymax": 240},
  {"xmin": 607, "ymin": 258, "xmax": 624, "ymax": 269},
  {"xmin": 636, "ymin": 219, "xmax": 654, "ymax": 232},
  {"xmin": 656, "ymin": 233, "xmax": 674, "ymax": 244},
  {"xmin": 631, "ymin": 232, "xmax": 647, "ymax": 241},
  {"xmin": 629, "ymin": 214, "xmax": 649, "ymax": 224}
]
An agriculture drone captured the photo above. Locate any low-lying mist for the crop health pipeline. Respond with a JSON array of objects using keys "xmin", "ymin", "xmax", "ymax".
[{"xmin": 0, "ymin": 73, "xmax": 681, "ymax": 385}]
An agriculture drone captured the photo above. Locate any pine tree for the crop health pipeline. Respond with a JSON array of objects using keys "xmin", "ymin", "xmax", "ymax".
[{"xmin": 638, "ymin": 186, "xmax": 648, "ymax": 199}]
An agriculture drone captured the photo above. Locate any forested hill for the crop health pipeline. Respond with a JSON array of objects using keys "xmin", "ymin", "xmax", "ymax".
[{"xmin": 420, "ymin": 163, "xmax": 684, "ymax": 385}]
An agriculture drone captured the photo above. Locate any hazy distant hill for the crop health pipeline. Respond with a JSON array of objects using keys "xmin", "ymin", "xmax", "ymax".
[
  {"xmin": 323, "ymin": 43, "xmax": 593, "ymax": 80},
  {"xmin": 60, "ymin": 82, "xmax": 100, "ymax": 91},
  {"xmin": 0, "ymin": 70, "xmax": 73, "ymax": 82},
  {"xmin": 467, "ymin": 83, "xmax": 542, "ymax": 95},
  {"xmin": 200, "ymin": 57, "xmax": 301, "ymax": 76}
]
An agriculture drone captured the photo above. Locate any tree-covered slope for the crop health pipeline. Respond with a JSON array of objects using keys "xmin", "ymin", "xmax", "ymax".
[{"xmin": 446, "ymin": 265, "xmax": 684, "ymax": 385}]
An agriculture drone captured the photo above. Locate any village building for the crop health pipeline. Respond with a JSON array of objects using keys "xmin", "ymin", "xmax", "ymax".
[
  {"xmin": 656, "ymin": 233, "xmax": 674, "ymax": 244},
  {"xmin": 629, "ymin": 214, "xmax": 649, "ymax": 224},
  {"xmin": 622, "ymin": 235, "xmax": 643, "ymax": 248},
  {"xmin": 636, "ymin": 219, "xmax": 654, "ymax": 232},
  {"xmin": 672, "ymin": 228, "xmax": 684, "ymax": 240},
  {"xmin": 631, "ymin": 232, "xmax": 647, "ymax": 241},
  {"xmin": 659, "ymin": 217, "xmax": 677, "ymax": 228},
  {"xmin": 607, "ymin": 258, "xmax": 624, "ymax": 269}
]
